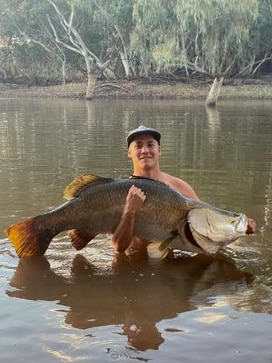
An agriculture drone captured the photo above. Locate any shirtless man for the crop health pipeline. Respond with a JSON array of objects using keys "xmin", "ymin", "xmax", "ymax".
[{"xmin": 112, "ymin": 125, "xmax": 255, "ymax": 256}]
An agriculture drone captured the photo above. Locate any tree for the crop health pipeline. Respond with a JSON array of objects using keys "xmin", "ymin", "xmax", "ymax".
[
  {"xmin": 0, "ymin": 0, "xmax": 116, "ymax": 98},
  {"xmin": 80, "ymin": 0, "xmax": 134, "ymax": 78},
  {"xmin": 130, "ymin": 0, "xmax": 260, "ymax": 76},
  {"xmin": 45, "ymin": 0, "xmax": 118, "ymax": 98},
  {"xmin": 0, "ymin": 0, "xmax": 74, "ymax": 84},
  {"xmin": 1, "ymin": 0, "xmax": 272, "ymax": 99},
  {"xmin": 130, "ymin": 0, "xmax": 261, "ymax": 105},
  {"xmin": 130, "ymin": 0, "xmax": 177, "ymax": 76},
  {"xmin": 236, "ymin": 0, "xmax": 272, "ymax": 78}
]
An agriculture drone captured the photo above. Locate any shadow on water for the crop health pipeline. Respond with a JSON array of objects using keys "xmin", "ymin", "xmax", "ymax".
[{"xmin": 7, "ymin": 253, "xmax": 254, "ymax": 351}]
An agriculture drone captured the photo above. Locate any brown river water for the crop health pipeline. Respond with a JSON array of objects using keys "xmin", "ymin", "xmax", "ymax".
[{"xmin": 0, "ymin": 97, "xmax": 271, "ymax": 363}]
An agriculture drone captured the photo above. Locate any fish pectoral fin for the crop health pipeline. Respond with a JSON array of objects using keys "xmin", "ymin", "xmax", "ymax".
[
  {"xmin": 68, "ymin": 229, "xmax": 97, "ymax": 250},
  {"xmin": 147, "ymin": 242, "xmax": 169, "ymax": 259},
  {"xmin": 147, "ymin": 234, "xmax": 177, "ymax": 259}
]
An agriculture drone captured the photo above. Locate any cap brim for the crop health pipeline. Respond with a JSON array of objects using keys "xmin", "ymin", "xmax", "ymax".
[{"xmin": 127, "ymin": 130, "xmax": 161, "ymax": 146}]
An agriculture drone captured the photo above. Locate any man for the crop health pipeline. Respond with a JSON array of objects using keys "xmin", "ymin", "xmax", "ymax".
[{"xmin": 111, "ymin": 125, "xmax": 255, "ymax": 256}]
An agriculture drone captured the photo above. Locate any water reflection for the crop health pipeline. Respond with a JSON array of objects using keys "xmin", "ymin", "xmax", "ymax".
[
  {"xmin": 7, "ymin": 254, "xmax": 253, "ymax": 351},
  {"xmin": 1, "ymin": 98, "xmax": 272, "ymax": 362}
]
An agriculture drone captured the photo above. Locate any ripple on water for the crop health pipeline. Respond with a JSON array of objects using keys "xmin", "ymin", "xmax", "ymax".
[{"xmin": 0, "ymin": 238, "xmax": 18, "ymax": 267}]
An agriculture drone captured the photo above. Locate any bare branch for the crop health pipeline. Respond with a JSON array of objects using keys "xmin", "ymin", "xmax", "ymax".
[
  {"xmin": 47, "ymin": 15, "xmax": 81, "ymax": 55},
  {"xmin": 236, "ymin": 54, "xmax": 272, "ymax": 77}
]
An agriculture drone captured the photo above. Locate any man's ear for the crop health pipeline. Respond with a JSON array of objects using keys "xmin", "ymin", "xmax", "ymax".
[{"xmin": 128, "ymin": 149, "xmax": 132, "ymax": 159}]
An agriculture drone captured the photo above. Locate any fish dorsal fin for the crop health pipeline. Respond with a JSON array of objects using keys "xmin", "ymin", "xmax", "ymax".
[{"xmin": 63, "ymin": 174, "xmax": 114, "ymax": 200}]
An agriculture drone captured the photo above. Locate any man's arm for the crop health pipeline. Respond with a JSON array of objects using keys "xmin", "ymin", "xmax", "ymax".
[{"xmin": 112, "ymin": 185, "xmax": 146, "ymax": 253}]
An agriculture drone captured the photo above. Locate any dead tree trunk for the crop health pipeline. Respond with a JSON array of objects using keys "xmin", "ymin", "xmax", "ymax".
[
  {"xmin": 86, "ymin": 71, "xmax": 98, "ymax": 100},
  {"xmin": 85, "ymin": 60, "xmax": 114, "ymax": 100},
  {"xmin": 206, "ymin": 76, "xmax": 224, "ymax": 107}
]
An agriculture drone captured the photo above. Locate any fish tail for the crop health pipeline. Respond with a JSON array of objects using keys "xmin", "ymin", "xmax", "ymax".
[{"xmin": 4, "ymin": 217, "xmax": 55, "ymax": 257}]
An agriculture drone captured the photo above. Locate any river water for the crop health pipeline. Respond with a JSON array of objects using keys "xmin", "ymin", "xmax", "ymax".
[{"xmin": 0, "ymin": 97, "xmax": 271, "ymax": 363}]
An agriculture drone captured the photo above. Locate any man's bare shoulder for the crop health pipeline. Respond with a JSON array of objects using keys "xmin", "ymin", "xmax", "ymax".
[{"xmin": 160, "ymin": 172, "xmax": 198, "ymax": 199}]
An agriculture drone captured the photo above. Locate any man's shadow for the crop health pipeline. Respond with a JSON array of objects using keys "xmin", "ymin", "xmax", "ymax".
[{"xmin": 7, "ymin": 253, "xmax": 253, "ymax": 351}]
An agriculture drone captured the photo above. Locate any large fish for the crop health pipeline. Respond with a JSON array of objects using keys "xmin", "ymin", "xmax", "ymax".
[{"xmin": 4, "ymin": 174, "xmax": 252, "ymax": 258}]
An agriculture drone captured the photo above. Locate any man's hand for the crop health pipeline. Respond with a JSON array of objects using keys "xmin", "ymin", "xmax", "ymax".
[
  {"xmin": 124, "ymin": 185, "xmax": 146, "ymax": 215},
  {"xmin": 111, "ymin": 185, "xmax": 146, "ymax": 253}
]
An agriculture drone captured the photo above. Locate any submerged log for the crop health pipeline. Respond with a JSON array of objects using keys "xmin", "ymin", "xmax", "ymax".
[{"xmin": 206, "ymin": 76, "xmax": 224, "ymax": 107}]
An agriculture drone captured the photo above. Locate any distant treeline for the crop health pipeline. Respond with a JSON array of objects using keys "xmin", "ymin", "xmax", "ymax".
[{"xmin": 0, "ymin": 0, "xmax": 272, "ymax": 86}]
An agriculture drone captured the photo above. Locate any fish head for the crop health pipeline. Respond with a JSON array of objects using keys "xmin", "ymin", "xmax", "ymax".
[{"xmin": 180, "ymin": 207, "xmax": 248, "ymax": 254}]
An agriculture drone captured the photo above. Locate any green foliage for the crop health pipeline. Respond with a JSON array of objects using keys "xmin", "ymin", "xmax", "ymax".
[
  {"xmin": 0, "ymin": 0, "xmax": 271, "ymax": 82},
  {"xmin": 131, "ymin": 0, "xmax": 261, "ymax": 76}
]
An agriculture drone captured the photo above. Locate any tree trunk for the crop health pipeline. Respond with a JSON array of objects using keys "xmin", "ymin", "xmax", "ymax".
[
  {"xmin": 120, "ymin": 52, "xmax": 131, "ymax": 78},
  {"xmin": 206, "ymin": 76, "xmax": 224, "ymax": 107},
  {"xmin": 97, "ymin": 60, "xmax": 116, "ymax": 80},
  {"xmin": 85, "ymin": 71, "xmax": 98, "ymax": 100}
]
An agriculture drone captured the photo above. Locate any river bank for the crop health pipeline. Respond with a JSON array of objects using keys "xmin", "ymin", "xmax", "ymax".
[{"xmin": 1, "ymin": 77, "xmax": 272, "ymax": 100}]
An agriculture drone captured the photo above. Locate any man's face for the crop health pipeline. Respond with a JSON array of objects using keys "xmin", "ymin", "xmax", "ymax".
[{"xmin": 128, "ymin": 134, "xmax": 161, "ymax": 170}]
